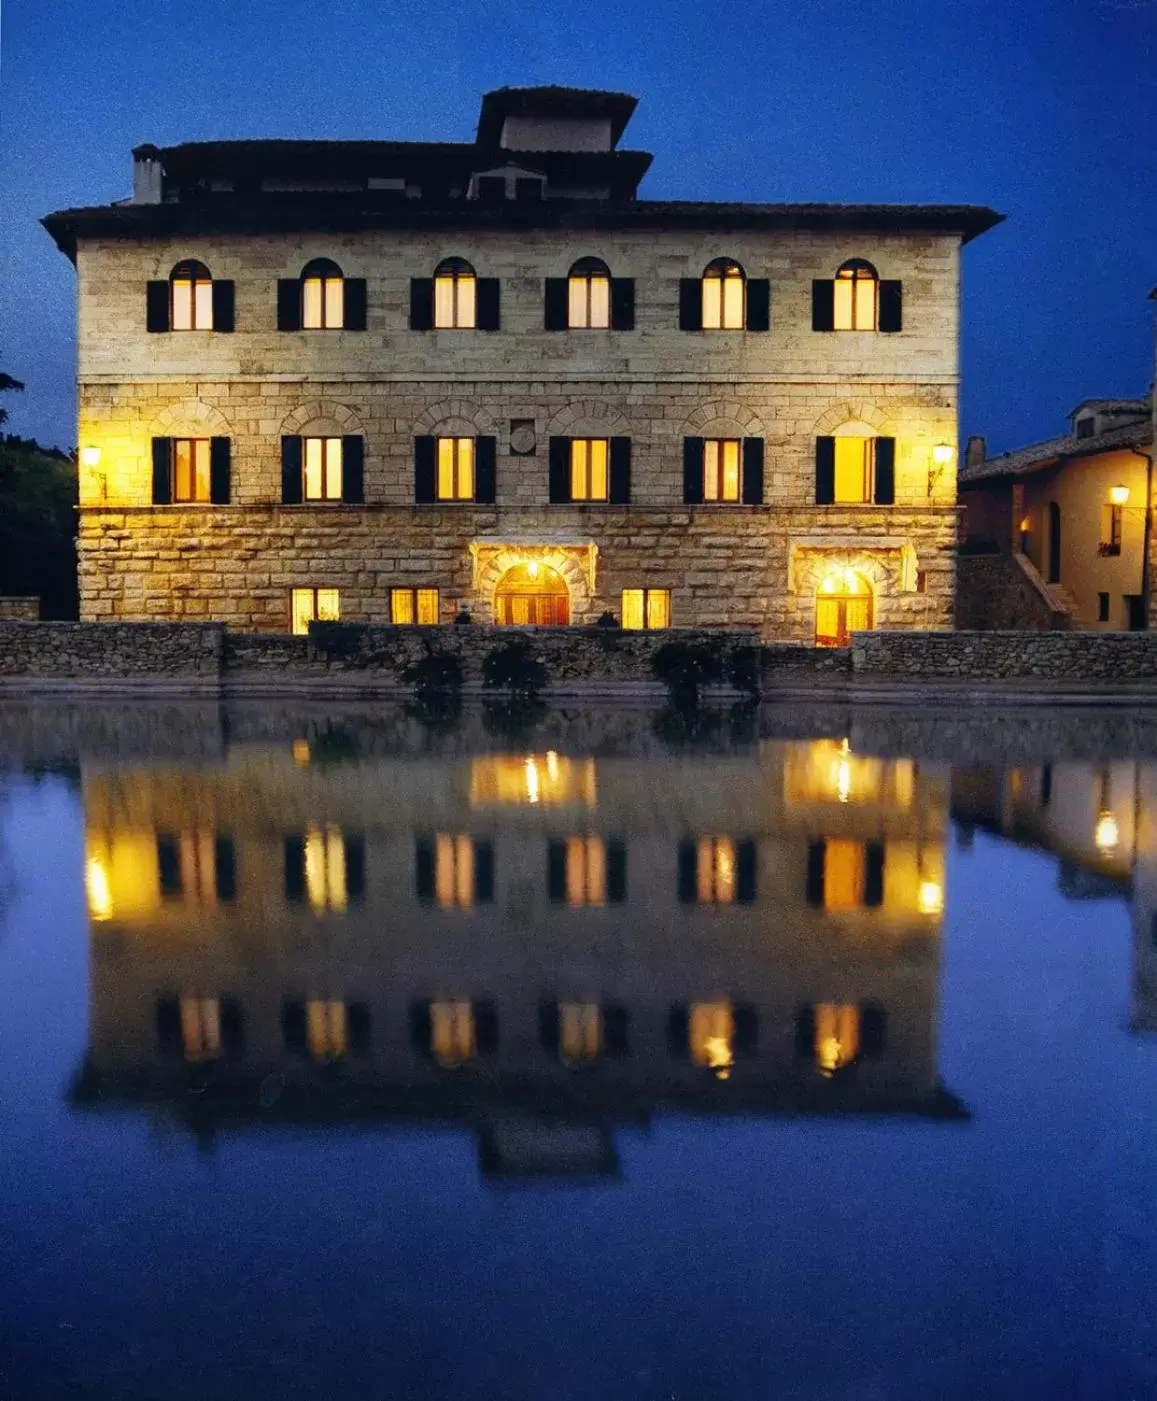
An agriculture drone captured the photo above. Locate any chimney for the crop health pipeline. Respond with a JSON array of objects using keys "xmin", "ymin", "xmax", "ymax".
[
  {"xmin": 965, "ymin": 435, "xmax": 986, "ymax": 469},
  {"xmin": 131, "ymin": 144, "xmax": 163, "ymax": 204}
]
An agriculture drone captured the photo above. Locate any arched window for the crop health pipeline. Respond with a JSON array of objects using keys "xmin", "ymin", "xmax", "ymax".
[
  {"xmin": 170, "ymin": 260, "xmax": 213, "ymax": 331},
  {"xmin": 815, "ymin": 568, "xmax": 873, "ymax": 647},
  {"xmin": 568, "ymin": 257, "xmax": 611, "ymax": 329},
  {"xmin": 434, "ymin": 258, "xmax": 476, "ymax": 329},
  {"xmin": 834, "ymin": 259, "xmax": 878, "ymax": 331},
  {"xmin": 702, "ymin": 258, "xmax": 745, "ymax": 330},
  {"xmin": 301, "ymin": 258, "xmax": 344, "ymax": 329}
]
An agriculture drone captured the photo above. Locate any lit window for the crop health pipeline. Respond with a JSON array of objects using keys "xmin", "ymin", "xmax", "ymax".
[
  {"xmin": 703, "ymin": 440, "xmax": 741, "ymax": 502},
  {"xmin": 621, "ymin": 589, "xmax": 671, "ymax": 630},
  {"xmin": 301, "ymin": 258, "xmax": 344, "ymax": 329},
  {"xmin": 470, "ymin": 754, "xmax": 596, "ymax": 807},
  {"xmin": 567, "ymin": 258, "xmax": 611, "ymax": 328},
  {"xmin": 302, "ymin": 438, "xmax": 343, "ymax": 501},
  {"xmin": 291, "ymin": 587, "xmax": 340, "ymax": 635},
  {"xmin": 565, "ymin": 836, "xmax": 607, "ymax": 907},
  {"xmin": 170, "ymin": 439, "xmax": 211, "ymax": 503},
  {"xmin": 430, "ymin": 1000, "xmax": 475, "ymax": 1066},
  {"xmin": 304, "ymin": 823, "xmax": 348, "ymax": 913},
  {"xmin": 169, "ymin": 260, "xmax": 213, "ymax": 330},
  {"xmin": 696, "ymin": 837, "xmax": 737, "ymax": 904},
  {"xmin": 559, "ymin": 1002, "xmax": 602, "ymax": 1061},
  {"xmin": 833, "ymin": 260, "xmax": 879, "ymax": 331},
  {"xmin": 690, "ymin": 1000, "xmax": 734, "ymax": 1079},
  {"xmin": 390, "ymin": 587, "xmax": 440, "ymax": 624},
  {"xmin": 436, "ymin": 437, "xmax": 475, "ymax": 501},
  {"xmin": 434, "ymin": 258, "xmax": 477, "ymax": 328},
  {"xmin": 570, "ymin": 439, "xmax": 609, "ymax": 501},
  {"xmin": 306, "ymin": 999, "xmax": 348, "ymax": 1060},
  {"xmin": 179, "ymin": 996, "xmax": 222, "ymax": 1063},
  {"xmin": 1101, "ymin": 504, "xmax": 1123, "ymax": 555},
  {"xmin": 833, "ymin": 438, "xmax": 875, "ymax": 503},
  {"xmin": 435, "ymin": 834, "xmax": 477, "ymax": 909},
  {"xmin": 702, "ymin": 259, "xmax": 745, "ymax": 330},
  {"xmin": 813, "ymin": 1003, "xmax": 860, "ymax": 1074}
]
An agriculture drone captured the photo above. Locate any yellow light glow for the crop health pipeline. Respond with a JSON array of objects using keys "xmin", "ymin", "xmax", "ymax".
[
  {"xmin": 932, "ymin": 443, "xmax": 954, "ymax": 466},
  {"xmin": 545, "ymin": 750, "xmax": 560, "ymax": 782},
  {"xmin": 292, "ymin": 739, "xmax": 311, "ymax": 765},
  {"xmin": 1019, "ymin": 516, "xmax": 1031, "ymax": 532},
  {"xmin": 822, "ymin": 574, "xmax": 838, "ymax": 593},
  {"xmin": 1095, "ymin": 810, "xmax": 1120, "ymax": 852},
  {"xmin": 918, "ymin": 880, "xmax": 944, "ymax": 915},
  {"xmin": 525, "ymin": 757, "xmax": 540, "ymax": 805},
  {"xmin": 85, "ymin": 857, "xmax": 112, "ymax": 921},
  {"xmin": 80, "ymin": 446, "xmax": 102, "ymax": 468},
  {"xmin": 528, "ymin": 559, "xmax": 539, "ymax": 578},
  {"xmin": 1109, "ymin": 485, "xmax": 1131, "ymax": 506},
  {"xmin": 843, "ymin": 568, "xmax": 858, "ymax": 593}
]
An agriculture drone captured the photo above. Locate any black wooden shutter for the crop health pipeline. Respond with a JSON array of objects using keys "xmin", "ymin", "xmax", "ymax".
[
  {"xmin": 878, "ymin": 281, "xmax": 902, "ymax": 333},
  {"xmin": 281, "ymin": 437, "xmax": 303, "ymax": 504},
  {"xmin": 874, "ymin": 438, "xmax": 896, "ymax": 505},
  {"xmin": 865, "ymin": 842, "xmax": 885, "ymax": 907},
  {"xmin": 156, "ymin": 996, "xmax": 182, "ymax": 1055},
  {"xmin": 603, "ymin": 1004, "xmax": 630, "ymax": 1056},
  {"xmin": 539, "ymin": 1001, "xmax": 561, "ymax": 1053},
  {"xmin": 282, "ymin": 1001, "xmax": 308, "ymax": 1053},
  {"xmin": 343, "ymin": 278, "xmax": 367, "ymax": 330},
  {"xmin": 214, "ymin": 837, "xmax": 236, "ymax": 901},
  {"xmin": 151, "ymin": 438, "xmax": 172, "ymax": 504},
  {"xmin": 211, "ymin": 280, "xmax": 235, "ymax": 332},
  {"xmin": 277, "ymin": 279, "xmax": 301, "ymax": 331},
  {"xmin": 209, "ymin": 437, "xmax": 231, "ymax": 504},
  {"xmin": 474, "ymin": 841, "xmax": 495, "ymax": 904},
  {"xmin": 415, "ymin": 837, "xmax": 435, "ymax": 901},
  {"xmin": 546, "ymin": 840, "xmax": 567, "ymax": 902},
  {"xmin": 609, "ymin": 437, "xmax": 631, "ymax": 504},
  {"xmin": 606, "ymin": 840, "xmax": 627, "ymax": 903},
  {"xmin": 146, "ymin": 281, "xmax": 170, "ymax": 332},
  {"xmin": 683, "ymin": 437, "xmax": 704, "ymax": 505},
  {"xmin": 414, "ymin": 436, "xmax": 436, "ymax": 503},
  {"xmin": 733, "ymin": 1002, "xmax": 759, "ymax": 1057},
  {"xmin": 284, "ymin": 835, "xmax": 305, "ymax": 902},
  {"xmin": 157, "ymin": 834, "xmax": 180, "ymax": 895},
  {"xmin": 861, "ymin": 1003, "xmax": 888, "ymax": 1056},
  {"xmin": 812, "ymin": 279, "xmax": 835, "ymax": 332},
  {"xmin": 474, "ymin": 436, "xmax": 497, "ymax": 503},
  {"xmin": 667, "ymin": 1003, "xmax": 690, "ymax": 1057},
  {"xmin": 677, "ymin": 840, "xmax": 697, "ymax": 903},
  {"xmin": 474, "ymin": 1000, "xmax": 499, "ymax": 1054},
  {"xmin": 544, "ymin": 278, "xmax": 569, "ymax": 330},
  {"xmin": 409, "ymin": 1000, "xmax": 433, "ymax": 1056},
  {"xmin": 345, "ymin": 836, "xmax": 366, "ymax": 903},
  {"xmin": 477, "ymin": 278, "xmax": 500, "ymax": 331},
  {"xmin": 610, "ymin": 278, "xmax": 635, "ymax": 330},
  {"xmin": 815, "ymin": 438, "xmax": 836, "ymax": 505},
  {"xmin": 220, "ymin": 998, "xmax": 244, "ymax": 1055},
  {"xmin": 805, "ymin": 840, "xmax": 826, "ymax": 907},
  {"xmin": 341, "ymin": 436, "xmax": 365, "ymax": 504},
  {"xmin": 741, "ymin": 438, "xmax": 764, "ymax": 505},
  {"xmin": 794, "ymin": 1005, "xmax": 817, "ymax": 1060},
  {"xmin": 548, "ymin": 437, "xmax": 570, "ymax": 503},
  {"xmin": 678, "ymin": 278, "xmax": 702, "ymax": 331},
  {"xmin": 409, "ymin": 278, "xmax": 434, "ymax": 331},
  {"xmin": 745, "ymin": 279, "xmax": 770, "ymax": 332},
  {"xmin": 736, "ymin": 840, "xmax": 757, "ymax": 903},
  {"xmin": 349, "ymin": 1003, "xmax": 372, "ymax": 1055}
]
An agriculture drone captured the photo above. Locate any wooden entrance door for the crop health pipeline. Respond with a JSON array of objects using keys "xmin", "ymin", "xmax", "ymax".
[
  {"xmin": 815, "ymin": 577, "xmax": 873, "ymax": 647},
  {"xmin": 494, "ymin": 564, "xmax": 570, "ymax": 626}
]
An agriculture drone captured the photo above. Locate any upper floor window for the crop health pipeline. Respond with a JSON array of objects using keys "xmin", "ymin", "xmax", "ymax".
[
  {"xmin": 281, "ymin": 435, "xmax": 364, "ymax": 505},
  {"xmin": 813, "ymin": 261, "xmax": 901, "ymax": 332},
  {"xmin": 438, "ymin": 437, "xmax": 475, "ymax": 500},
  {"xmin": 1076, "ymin": 416, "xmax": 1096, "ymax": 439},
  {"xmin": 414, "ymin": 435, "xmax": 497, "ymax": 504},
  {"xmin": 570, "ymin": 438, "xmax": 609, "ymax": 501},
  {"xmin": 683, "ymin": 437, "xmax": 765, "ymax": 506},
  {"xmin": 668, "ymin": 999, "xmax": 758, "ymax": 1076},
  {"xmin": 815, "ymin": 435, "xmax": 896, "ymax": 505},
  {"xmin": 283, "ymin": 999, "xmax": 370, "ymax": 1061},
  {"xmin": 1101, "ymin": 502, "xmax": 1123, "ymax": 555},
  {"xmin": 278, "ymin": 261, "xmax": 366, "ymax": 331},
  {"xmin": 702, "ymin": 258, "xmax": 746, "ymax": 330},
  {"xmin": 548, "ymin": 436, "xmax": 631, "ymax": 504},
  {"xmin": 568, "ymin": 258, "xmax": 611, "ymax": 328},
  {"xmin": 795, "ymin": 1002, "xmax": 887, "ymax": 1075},
  {"xmin": 170, "ymin": 438, "xmax": 211, "ymax": 503},
  {"xmin": 547, "ymin": 836, "xmax": 627, "ymax": 906},
  {"xmin": 170, "ymin": 260, "xmax": 213, "ymax": 330},
  {"xmin": 434, "ymin": 258, "xmax": 476, "ymax": 329},
  {"xmin": 539, "ymin": 1001, "xmax": 630, "ymax": 1060},
  {"xmin": 304, "ymin": 437, "xmax": 344, "ymax": 501},
  {"xmin": 151, "ymin": 435, "xmax": 231, "ymax": 507}
]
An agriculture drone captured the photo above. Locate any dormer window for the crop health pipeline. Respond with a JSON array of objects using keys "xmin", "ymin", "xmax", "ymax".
[
  {"xmin": 476, "ymin": 176, "xmax": 506, "ymax": 204},
  {"xmin": 1076, "ymin": 417, "xmax": 1096, "ymax": 439}
]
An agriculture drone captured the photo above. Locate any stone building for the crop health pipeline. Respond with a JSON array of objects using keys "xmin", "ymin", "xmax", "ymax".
[
  {"xmin": 43, "ymin": 87, "xmax": 1001, "ymax": 642},
  {"xmin": 959, "ymin": 395, "xmax": 1155, "ymax": 629}
]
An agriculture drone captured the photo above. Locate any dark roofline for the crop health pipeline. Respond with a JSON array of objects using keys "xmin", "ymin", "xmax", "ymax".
[
  {"xmin": 41, "ymin": 198, "xmax": 1004, "ymax": 263},
  {"xmin": 477, "ymin": 86, "xmax": 638, "ymax": 147},
  {"xmin": 960, "ymin": 417, "xmax": 1153, "ymax": 485}
]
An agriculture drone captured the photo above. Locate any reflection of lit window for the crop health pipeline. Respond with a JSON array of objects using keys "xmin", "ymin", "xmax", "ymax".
[
  {"xmin": 431, "ymin": 1000, "xmax": 475, "ymax": 1066},
  {"xmin": 807, "ymin": 838, "xmax": 884, "ymax": 910},
  {"xmin": 698, "ymin": 837, "xmax": 736, "ymax": 904},
  {"xmin": 156, "ymin": 832, "xmax": 234, "ymax": 903},
  {"xmin": 86, "ymin": 857, "xmax": 112, "ymax": 921},
  {"xmin": 690, "ymin": 1001, "xmax": 734, "ymax": 1079},
  {"xmin": 180, "ymin": 996, "xmax": 222, "ymax": 1063},
  {"xmin": 303, "ymin": 825, "xmax": 347, "ymax": 913},
  {"xmin": 918, "ymin": 880, "xmax": 944, "ymax": 915},
  {"xmin": 784, "ymin": 740, "xmax": 913, "ymax": 809},
  {"xmin": 470, "ymin": 754, "xmax": 596, "ymax": 807},
  {"xmin": 435, "ymin": 835, "xmax": 476, "ymax": 909},
  {"xmin": 566, "ymin": 837, "xmax": 606, "ymax": 907},
  {"xmin": 307, "ymin": 1000, "xmax": 348, "ymax": 1061},
  {"xmin": 814, "ymin": 1003, "xmax": 860, "ymax": 1076},
  {"xmin": 560, "ymin": 1002, "xmax": 601, "ymax": 1061},
  {"xmin": 1095, "ymin": 811, "xmax": 1119, "ymax": 852}
]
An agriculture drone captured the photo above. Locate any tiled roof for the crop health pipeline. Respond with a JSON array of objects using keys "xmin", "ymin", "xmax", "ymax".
[
  {"xmin": 1068, "ymin": 397, "xmax": 1150, "ymax": 418},
  {"xmin": 960, "ymin": 415, "xmax": 1153, "ymax": 484},
  {"xmin": 476, "ymin": 87, "xmax": 639, "ymax": 147}
]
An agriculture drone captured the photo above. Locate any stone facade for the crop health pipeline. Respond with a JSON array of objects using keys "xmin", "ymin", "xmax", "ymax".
[{"xmin": 0, "ymin": 596, "xmax": 40, "ymax": 620}]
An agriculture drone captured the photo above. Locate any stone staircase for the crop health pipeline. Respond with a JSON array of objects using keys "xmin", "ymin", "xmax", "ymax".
[{"xmin": 1012, "ymin": 553, "xmax": 1079, "ymax": 628}]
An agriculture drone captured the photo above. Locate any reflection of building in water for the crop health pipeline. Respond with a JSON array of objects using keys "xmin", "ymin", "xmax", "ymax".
[
  {"xmin": 76, "ymin": 738, "xmax": 962, "ymax": 1175},
  {"xmin": 951, "ymin": 760, "xmax": 1157, "ymax": 1032}
]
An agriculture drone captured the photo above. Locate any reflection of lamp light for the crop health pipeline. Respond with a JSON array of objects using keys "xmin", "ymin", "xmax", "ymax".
[
  {"xmin": 80, "ymin": 446, "xmax": 102, "ymax": 468},
  {"xmin": 524, "ymin": 756, "xmax": 540, "ymax": 804},
  {"xmin": 292, "ymin": 739, "xmax": 310, "ymax": 765},
  {"xmin": 85, "ymin": 857, "xmax": 112, "ymax": 921},
  {"xmin": 1109, "ymin": 484, "xmax": 1131, "ymax": 506},
  {"xmin": 704, "ymin": 1035, "xmax": 733, "ymax": 1080},
  {"xmin": 836, "ymin": 737, "xmax": 851, "ymax": 804},
  {"xmin": 932, "ymin": 443, "xmax": 954, "ymax": 466},
  {"xmin": 1095, "ymin": 810, "xmax": 1120, "ymax": 852},
  {"xmin": 918, "ymin": 880, "xmax": 944, "ymax": 915}
]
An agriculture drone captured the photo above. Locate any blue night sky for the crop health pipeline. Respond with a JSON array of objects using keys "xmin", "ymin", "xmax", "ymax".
[{"xmin": 2, "ymin": 0, "xmax": 1155, "ymax": 452}]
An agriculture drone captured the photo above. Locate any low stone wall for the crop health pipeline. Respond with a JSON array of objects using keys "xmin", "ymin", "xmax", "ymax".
[
  {"xmin": 761, "ymin": 644, "xmax": 853, "ymax": 683},
  {"xmin": 956, "ymin": 552, "xmax": 1069, "ymax": 630},
  {"xmin": 852, "ymin": 629, "xmax": 1157, "ymax": 681},
  {"xmin": 0, "ymin": 597, "xmax": 39, "ymax": 621},
  {"xmin": 0, "ymin": 621, "xmax": 223, "ymax": 684}
]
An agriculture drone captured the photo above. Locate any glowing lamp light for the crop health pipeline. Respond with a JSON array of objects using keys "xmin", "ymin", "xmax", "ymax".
[
  {"xmin": 1095, "ymin": 810, "xmax": 1120, "ymax": 852},
  {"xmin": 931, "ymin": 443, "xmax": 955, "ymax": 466},
  {"xmin": 85, "ymin": 857, "xmax": 112, "ymax": 921},
  {"xmin": 822, "ymin": 575, "xmax": 838, "ymax": 593},
  {"xmin": 527, "ymin": 559, "xmax": 539, "ymax": 578},
  {"xmin": 80, "ymin": 446, "xmax": 102, "ymax": 468},
  {"xmin": 1109, "ymin": 485, "xmax": 1131, "ymax": 507},
  {"xmin": 918, "ymin": 880, "xmax": 944, "ymax": 915}
]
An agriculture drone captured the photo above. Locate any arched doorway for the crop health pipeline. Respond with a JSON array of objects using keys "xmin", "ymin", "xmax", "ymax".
[
  {"xmin": 494, "ymin": 563, "xmax": 570, "ymax": 626},
  {"xmin": 815, "ymin": 568, "xmax": 873, "ymax": 647}
]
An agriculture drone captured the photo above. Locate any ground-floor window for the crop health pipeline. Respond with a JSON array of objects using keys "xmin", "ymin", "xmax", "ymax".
[
  {"xmin": 391, "ymin": 587, "xmax": 440, "ymax": 625},
  {"xmin": 621, "ymin": 588, "xmax": 670, "ymax": 630},
  {"xmin": 815, "ymin": 569, "xmax": 872, "ymax": 647},
  {"xmin": 291, "ymin": 587, "xmax": 340, "ymax": 635}
]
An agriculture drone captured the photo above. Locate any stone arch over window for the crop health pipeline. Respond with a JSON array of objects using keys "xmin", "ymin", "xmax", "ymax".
[
  {"xmin": 280, "ymin": 400, "xmax": 365, "ymax": 439},
  {"xmin": 793, "ymin": 549, "xmax": 893, "ymax": 621},
  {"xmin": 682, "ymin": 400, "xmax": 766, "ymax": 441},
  {"xmin": 474, "ymin": 547, "xmax": 592, "ymax": 625},
  {"xmin": 546, "ymin": 400, "xmax": 630, "ymax": 440},
  {"xmin": 812, "ymin": 402, "xmax": 894, "ymax": 437},
  {"xmin": 413, "ymin": 400, "xmax": 497, "ymax": 438},
  {"xmin": 151, "ymin": 398, "xmax": 233, "ymax": 441}
]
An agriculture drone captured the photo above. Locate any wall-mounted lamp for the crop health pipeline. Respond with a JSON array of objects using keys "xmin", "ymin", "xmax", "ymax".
[
  {"xmin": 931, "ymin": 443, "xmax": 955, "ymax": 466},
  {"xmin": 1109, "ymin": 484, "xmax": 1131, "ymax": 506},
  {"xmin": 80, "ymin": 446, "xmax": 102, "ymax": 468}
]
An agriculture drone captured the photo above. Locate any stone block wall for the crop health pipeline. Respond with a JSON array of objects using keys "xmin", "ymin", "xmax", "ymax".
[
  {"xmin": 0, "ymin": 597, "xmax": 40, "ymax": 620},
  {"xmin": 0, "ymin": 621, "xmax": 223, "ymax": 678},
  {"xmin": 852, "ymin": 629, "xmax": 1157, "ymax": 681},
  {"xmin": 956, "ymin": 552, "xmax": 1069, "ymax": 630}
]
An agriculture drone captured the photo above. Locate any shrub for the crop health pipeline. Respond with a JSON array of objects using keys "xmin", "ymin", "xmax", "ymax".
[
  {"xmin": 403, "ymin": 650, "xmax": 463, "ymax": 695},
  {"xmin": 594, "ymin": 610, "xmax": 620, "ymax": 628},
  {"xmin": 482, "ymin": 639, "xmax": 549, "ymax": 698},
  {"xmin": 652, "ymin": 640, "xmax": 724, "ymax": 707},
  {"xmin": 727, "ymin": 645, "xmax": 762, "ymax": 698},
  {"xmin": 453, "ymin": 608, "xmax": 473, "ymax": 625}
]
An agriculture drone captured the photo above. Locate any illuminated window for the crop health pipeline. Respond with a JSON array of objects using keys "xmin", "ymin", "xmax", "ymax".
[
  {"xmin": 433, "ymin": 257, "xmax": 477, "ymax": 328},
  {"xmin": 470, "ymin": 754, "xmax": 596, "ymax": 807},
  {"xmin": 156, "ymin": 833, "xmax": 235, "ymax": 903},
  {"xmin": 301, "ymin": 258, "xmax": 344, "ymax": 328},
  {"xmin": 833, "ymin": 259, "xmax": 879, "ymax": 331},
  {"xmin": 690, "ymin": 1001, "xmax": 735, "ymax": 1078},
  {"xmin": 390, "ymin": 587, "xmax": 440, "ymax": 624},
  {"xmin": 567, "ymin": 257, "xmax": 611, "ymax": 329},
  {"xmin": 302, "ymin": 438, "xmax": 343, "ymax": 501},
  {"xmin": 291, "ymin": 587, "xmax": 340, "ymax": 635},
  {"xmin": 702, "ymin": 258, "xmax": 745, "ymax": 330},
  {"xmin": 621, "ymin": 589, "xmax": 670, "ymax": 630},
  {"xmin": 1101, "ymin": 504, "xmax": 1123, "ymax": 555},
  {"xmin": 570, "ymin": 439, "xmax": 609, "ymax": 501},
  {"xmin": 678, "ymin": 837, "xmax": 756, "ymax": 904},
  {"xmin": 702, "ymin": 440, "xmax": 741, "ymax": 502},
  {"xmin": 436, "ymin": 437, "xmax": 475, "ymax": 500},
  {"xmin": 169, "ymin": 259, "xmax": 213, "ymax": 330},
  {"xmin": 285, "ymin": 827, "xmax": 364, "ymax": 912},
  {"xmin": 170, "ymin": 439, "xmax": 212, "ymax": 503},
  {"xmin": 833, "ymin": 437, "xmax": 875, "ymax": 503},
  {"xmin": 806, "ymin": 838, "xmax": 885, "ymax": 909},
  {"xmin": 559, "ymin": 1002, "xmax": 602, "ymax": 1061}
]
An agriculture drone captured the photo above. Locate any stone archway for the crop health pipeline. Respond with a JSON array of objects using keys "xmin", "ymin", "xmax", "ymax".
[
  {"xmin": 494, "ymin": 563, "xmax": 570, "ymax": 626},
  {"xmin": 814, "ymin": 567, "xmax": 873, "ymax": 647}
]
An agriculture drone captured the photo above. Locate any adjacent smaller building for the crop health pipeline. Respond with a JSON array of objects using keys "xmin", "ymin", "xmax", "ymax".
[{"xmin": 960, "ymin": 395, "xmax": 1155, "ymax": 629}]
